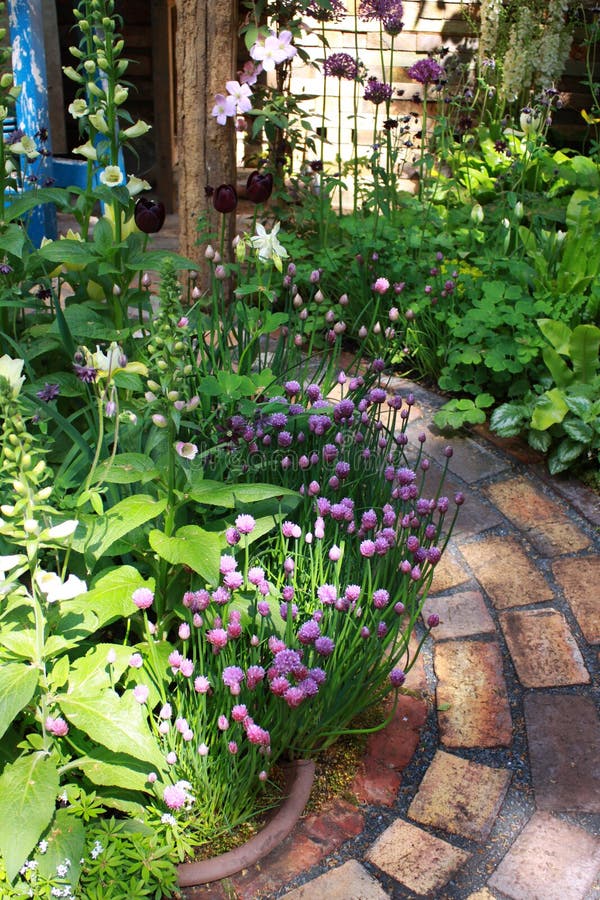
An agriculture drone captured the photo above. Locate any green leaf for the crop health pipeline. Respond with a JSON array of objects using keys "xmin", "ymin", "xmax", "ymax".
[
  {"xmin": 149, "ymin": 525, "xmax": 221, "ymax": 584},
  {"xmin": 58, "ymin": 690, "xmax": 164, "ymax": 770},
  {"xmin": 75, "ymin": 749, "xmax": 154, "ymax": 793},
  {"xmin": 569, "ymin": 324, "xmax": 600, "ymax": 383},
  {"xmin": 531, "ymin": 389, "xmax": 569, "ymax": 430},
  {"xmin": 92, "ymin": 453, "xmax": 159, "ymax": 485},
  {"xmin": 564, "ymin": 394, "xmax": 593, "ymax": 419},
  {"xmin": 37, "ymin": 238, "xmax": 95, "ymax": 266},
  {"xmin": 80, "ymin": 494, "xmax": 167, "ymax": 562},
  {"xmin": 490, "ymin": 402, "xmax": 529, "ymax": 437},
  {"xmin": 527, "ymin": 428, "xmax": 552, "ymax": 452},
  {"xmin": 125, "ymin": 250, "xmax": 199, "ymax": 272},
  {"xmin": 0, "ymin": 664, "xmax": 38, "ymax": 739},
  {"xmin": 62, "ymin": 566, "xmax": 155, "ymax": 630},
  {"xmin": 36, "ymin": 809, "xmax": 85, "ymax": 890},
  {"xmin": 537, "ymin": 318, "xmax": 571, "ymax": 355},
  {"xmin": 4, "ymin": 188, "xmax": 71, "ymax": 223},
  {"xmin": 542, "ymin": 345, "xmax": 574, "ymax": 390},
  {"xmin": 0, "ymin": 628, "xmax": 37, "ymax": 659},
  {"xmin": 188, "ymin": 479, "xmax": 297, "ymax": 508},
  {"xmin": 548, "ymin": 438, "xmax": 585, "ymax": 474},
  {"xmin": 68, "ymin": 642, "xmax": 135, "ymax": 695},
  {"xmin": 0, "ymin": 223, "xmax": 27, "ymax": 258},
  {"xmin": 562, "ymin": 418, "xmax": 594, "ymax": 443},
  {"xmin": 475, "ymin": 393, "xmax": 495, "ymax": 409},
  {"xmin": 0, "ymin": 752, "xmax": 60, "ymax": 881},
  {"xmin": 48, "ymin": 305, "xmax": 119, "ymax": 341}
]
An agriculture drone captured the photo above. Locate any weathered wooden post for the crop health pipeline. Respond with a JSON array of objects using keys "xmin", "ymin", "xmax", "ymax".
[{"xmin": 175, "ymin": 0, "xmax": 237, "ymax": 272}]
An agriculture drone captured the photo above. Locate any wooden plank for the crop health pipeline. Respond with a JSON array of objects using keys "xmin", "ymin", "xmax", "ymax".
[{"xmin": 151, "ymin": 0, "xmax": 175, "ymax": 211}]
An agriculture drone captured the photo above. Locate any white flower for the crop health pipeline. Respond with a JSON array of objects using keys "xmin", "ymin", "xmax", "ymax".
[
  {"xmin": 90, "ymin": 841, "xmax": 104, "ymax": 859},
  {"xmin": 212, "ymin": 93, "xmax": 237, "ymax": 126},
  {"xmin": 175, "ymin": 441, "xmax": 198, "ymax": 460},
  {"xmin": 73, "ymin": 141, "xmax": 98, "ymax": 161},
  {"xmin": 0, "ymin": 554, "xmax": 26, "ymax": 575},
  {"xmin": 161, "ymin": 813, "xmax": 177, "ymax": 826},
  {"xmin": 225, "ymin": 80, "xmax": 253, "ymax": 114},
  {"xmin": 99, "ymin": 165, "xmax": 124, "ymax": 187},
  {"xmin": 121, "ymin": 120, "xmax": 151, "ymax": 140},
  {"xmin": 88, "ymin": 110, "xmax": 109, "ymax": 134},
  {"xmin": 250, "ymin": 221, "xmax": 289, "ymax": 270},
  {"xmin": 45, "ymin": 520, "xmax": 79, "ymax": 540},
  {"xmin": 114, "ymin": 85, "xmax": 129, "ymax": 105},
  {"xmin": 35, "ymin": 570, "xmax": 87, "ymax": 604},
  {"xmin": 250, "ymin": 31, "xmax": 296, "ymax": 72},
  {"xmin": 68, "ymin": 99, "xmax": 88, "ymax": 119},
  {"xmin": 126, "ymin": 175, "xmax": 151, "ymax": 197},
  {"xmin": 0, "ymin": 354, "xmax": 25, "ymax": 397},
  {"xmin": 9, "ymin": 135, "xmax": 39, "ymax": 159},
  {"xmin": 92, "ymin": 342, "xmax": 121, "ymax": 375}
]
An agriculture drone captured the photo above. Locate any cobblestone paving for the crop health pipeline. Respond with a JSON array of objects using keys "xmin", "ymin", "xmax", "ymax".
[{"xmin": 181, "ymin": 378, "xmax": 600, "ymax": 899}]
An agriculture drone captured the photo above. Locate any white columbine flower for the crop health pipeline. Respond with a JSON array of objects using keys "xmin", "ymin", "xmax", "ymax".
[
  {"xmin": 99, "ymin": 165, "xmax": 124, "ymax": 188},
  {"xmin": 35, "ymin": 570, "xmax": 88, "ymax": 604},
  {"xmin": 250, "ymin": 221, "xmax": 289, "ymax": 270},
  {"xmin": 0, "ymin": 354, "xmax": 25, "ymax": 397}
]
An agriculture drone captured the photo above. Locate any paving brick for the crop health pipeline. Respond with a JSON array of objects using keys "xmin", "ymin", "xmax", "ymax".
[
  {"xmin": 553, "ymin": 555, "xmax": 600, "ymax": 643},
  {"xmin": 499, "ymin": 608, "xmax": 590, "ymax": 687},
  {"xmin": 488, "ymin": 811, "xmax": 600, "ymax": 900},
  {"xmin": 281, "ymin": 859, "xmax": 389, "ymax": 899},
  {"xmin": 429, "ymin": 549, "xmax": 471, "ymax": 594},
  {"xmin": 434, "ymin": 640, "xmax": 512, "ymax": 748},
  {"xmin": 422, "ymin": 590, "xmax": 496, "ymax": 640},
  {"xmin": 352, "ymin": 695, "xmax": 427, "ymax": 806},
  {"xmin": 366, "ymin": 819, "xmax": 470, "ymax": 895},
  {"xmin": 406, "ymin": 424, "xmax": 509, "ymax": 484},
  {"xmin": 227, "ymin": 800, "xmax": 365, "ymax": 899},
  {"xmin": 483, "ymin": 476, "xmax": 590, "ymax": 556},
  {"xmin": 524, "ymin": 692, "xmax": 600, "ymax": 813},
  {"xmin": 466, "ymin": 891, "xmax": 498, "ymax": 900},
  {"xmin": 458, "ymin": 536, "xmax": 554, "ymax": 610},
  {"xmin": 408, "ymin": 750, "xmax": 511, "ymax": 841}
]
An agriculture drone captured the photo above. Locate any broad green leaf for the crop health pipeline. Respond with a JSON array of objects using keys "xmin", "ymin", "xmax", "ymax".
[
  {"xmin": 62, "ymin": 566, "xmax": 155, "ymax": 630},
  {"xmin": 564, "ymin": 393, "xmax": 594, "ymax": 420},
  {"xmin": 527, "ymin": 428, "xmax": 552, "ymax": 452},
  {"xmin": 475, "ymin": 392, "xmax": 495, "ymax": 409},
  {"xmin": 58, "ymin": 690, "xmax": 164, "ymax": 769},
  {"xmin": 81, "ymin": 495, "xmax": 167, "ymax": 562},
  {"xmin": 125, "ymin": 249, "xmax": 198, "ymax": 271},
  {"xmin": 188, "ymin": 479, "xmax": 297, "ymax": 508},
  {"xmin": 4, "ymin": 187, "xmax": 71, "ymax": 223},
  {"xmin": 0, "ymin": 223, "xmax": 27, "ymax": 258},
  {"xmin": 149, "ymin": 525, "xmax": 221, "ymax": 584},
  {"xmin": 75, "ymin": 749, "xmax": 154, "ymax": 793},
  {"xmin": 542, "ymin": 346, "xmax": 573, "ymax": 390},
  {"xmin": 68, "ymin": 642, "xmax": 136, "ymax": 695},
  {"xmin": 92, "ymin": 453, "xmax": 159, "ymax": 485},
  {"xmin": 36, "ymin": 238, "xmax": 95, "ymax": 266},
  {"xmin": 36, "ymin": 809, "xmax": 85, "ymax": 890},
  {"xmin": 537, "ymin": 318, "xmax": 571, "ymax": 355},
  {"xmin": 0, "ymin": 664, "xmax": 38, "ymax": 739},
  {"xmin": 570, "ymin": 324, "xmax": 600, "ymax": 383},
  {"xmin": 531, "ymin": 389, "xmax": 569, "ymax": 431},
  {"xmin": 0, "ymin": 628, "xmax": 37, "ymax": 659},
  {"xmin": 48, "ymin": 304, "xmax": 119, "ymax": 341},
  {"xmin": 0, "ymin": 752, "xmax": 59, "ymax": 881}
]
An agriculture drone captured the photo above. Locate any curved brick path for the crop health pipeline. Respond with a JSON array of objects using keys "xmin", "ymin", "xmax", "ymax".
[{"xmin": 183, "ymin": 378, "xmax": 600, "ymax": 900}]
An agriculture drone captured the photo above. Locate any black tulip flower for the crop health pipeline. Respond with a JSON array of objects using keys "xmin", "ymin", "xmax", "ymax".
[
  {"xmin": 246, "ymin": 171, "xmax": 273, "ymax": 204},
  {"xmin": 134, "ymin": 197, "xmax": 166, "ymax": 234},
  {"xmin": 212, "ymin": 184, "xmax": 238, "ymax": 214}
]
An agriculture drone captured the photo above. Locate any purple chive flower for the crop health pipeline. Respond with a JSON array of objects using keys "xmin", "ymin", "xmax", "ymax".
[
  {"xmin": 315, "ymin": 636, "xmax": 335, "ymax": 656},
  {"xmin": 377, "ymin": 621, "xmax": 388, "ymax": 638},
  {"xmin": 323, "ymin": 52, "xmax": 359, "ymax": 79},
  {"xmin": 132, "ymin": 588, "xmax": 154, "ymax": 610},
  {"xmin": 45, "ymin": 716, "xmax": 69, "ymax": 736},
  {"xmin": 284, "ymin": 686, "xmax": 306, "ymax": 707},
  {"xmin": 427, "ymin": 613, "xmax": 440, "ymax": 628},
  {"xmin": 225, "ymin": 527, "xmax": 241, "ymax": 545},
  {"xmin": 407, "ymin": 57, "xmax": 444, "ymax": 85},
  {"xmin": 163, "ymin": 783, "xmax": 187, "ymax": 810},
  {"xmin": 206, "ymin": 628, "xmax": 228, "ymax": 652},
  {"xmin": 297, "ymin": 620, "xmax": 321, "ymax": 644},
  {"xmin": 360, "ymin": 539, "xmax": 376, "ymax": 558},
  {"xmin": 194, "ymin": 675, "xmax": 210, "ymax": 693},
  {"xmin": 284, "ymin": 380, "xmax": 301, "ymax": 397},
  {"xmin": 235, "ymin": 514, "xmax": 256, "ymax": 534},
  {"xmin": 270, "ymin": 675, "xmax": 291, "ymax": 696},
  {"xmin": 246, "ymin": 665, "xmax": 265, "ymax": 689},
  {"xmin": 245, "ymin": 723, "xmax": 271, "ymax": 746},
  {"xmin": 372, "ymin": 588, "xmax": 390, "ymax": 609},
  {"xmin": 389, "ymin": 668, "xmax": 406, "ymax": 687},
  {"xmin": 427, "ymin": 546, "xmax": 442, "ymax": 564},
  {"xmin": 222, "ymin": 666, "xmax": 245, "ymax": 692},
  {"xmin": 282, "ymin": 520, "xmax": 302, "ymax": 539},
  {"xmin": 317, "ymin": 584, "xmax": 337, "ymax": 605},
  {"xmin": 298, "ymin": 676, "xmax": 319, "ymax": 696}
]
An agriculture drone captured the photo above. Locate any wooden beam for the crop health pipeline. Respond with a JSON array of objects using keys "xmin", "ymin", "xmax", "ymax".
[{"xmin": 151, "ymin": 0, "xmax": 176, "ymax": 212}]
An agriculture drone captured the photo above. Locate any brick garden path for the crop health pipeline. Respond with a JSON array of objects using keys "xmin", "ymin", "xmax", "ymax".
[{"xmin": 183, "ymin": 377, "xmax": 600, "ymax": 900}]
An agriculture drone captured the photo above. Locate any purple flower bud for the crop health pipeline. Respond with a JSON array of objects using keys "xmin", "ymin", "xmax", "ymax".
[
  {"xmin": 134, "ymin": 197, "xmax": 166, "ymax": 234},
  {"xmin": 213, "ymin": 183, "xmax": 238, "ymax": 214},
  {"xmin": 246, "ymin": 170, "xmax": 274, "ymax": 204}
]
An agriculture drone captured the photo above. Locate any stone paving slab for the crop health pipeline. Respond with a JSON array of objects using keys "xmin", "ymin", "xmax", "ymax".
[
  {"xmin": 458, "ymin": 535, "xmax": 554, "ymax": 610},
  {"xmin": 434, "ymin": 640, "xmax": 513, "ymax": 748},
  {"xmin": 405, "ymin": 423, "xmax": 510, "ymax": 484},
  {"xmin": 366, "ymin": 819, "xmax": 470, "ymax": 896},
  {"xmin": 466, "ymin": 890, "xmax": 498, "ymax": 900},
  {"xmin": 488, "ymin": 811, "xmax": 600, "ymax": 900},
  {"xmin": 483, "ymin": 476, "xmax": 591, "ymax": 556},
  {"xmin": 408, "ymin": 750, "xmax": 511, "ymax": 841},
  {"xmin": 281, "ymin": 859, "xmax": 390, "ymax": 899},
  {"xmin": 422, "ymin": 590, "xmax": 496, "ymax": 640},
  {"xmin": 553, "ymin": 555, "xmax": 600, "ymax": 644},
  {"xmin": 499, "ymin": 608, "xmax": 590, "ymax": 687},
  {"xmin": 525, "ymin": 692, "xmax": 600, "ymax": 813},
  {"xmin": 430, "ymin": 549, "xmax": 471, "ymax": 594}
]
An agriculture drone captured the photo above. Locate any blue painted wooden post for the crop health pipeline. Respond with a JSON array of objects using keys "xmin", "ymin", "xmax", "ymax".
[{"xmin": 7, "ymin": 0, "xmax": 57, "ymax": 243}]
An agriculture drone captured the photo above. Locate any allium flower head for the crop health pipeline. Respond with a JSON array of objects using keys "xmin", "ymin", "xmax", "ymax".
[
  {"xmin": 132, "ymin": 587, "xmax": 154, "ymax": 610},
  {"xmin": 364, "ymin": 77, "xmax": 393, "ymax": 105},
  {"xmin": 306, "ymin": 0, "xmax": 347, "ymax": 21},
  {"xmin": 235, "ymin": 514, "xmax": 256, "ymax": 535},
  {"xmin": 407, "ymin": 57, "xmax": 444, "ymax": 85},
  {"xmin": 323, "ymin": 53, "xmax": 359, "ymax": 80},
  {"xmin": 359, "ymin": 0, "xmax": 403, "ymax": 24}
]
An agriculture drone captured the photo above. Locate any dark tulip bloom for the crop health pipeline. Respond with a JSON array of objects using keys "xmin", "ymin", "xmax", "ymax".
[
  {"xmin": 246, "ymin": 171, "xmax": 273, "ymax": 204},
  {"xmin": 134, "ymin": 197, "xmax": 166, "ymax": 234},
  {"xmin": 213, "ymin": 184, "xmax": 238, "ymax": 214}
]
